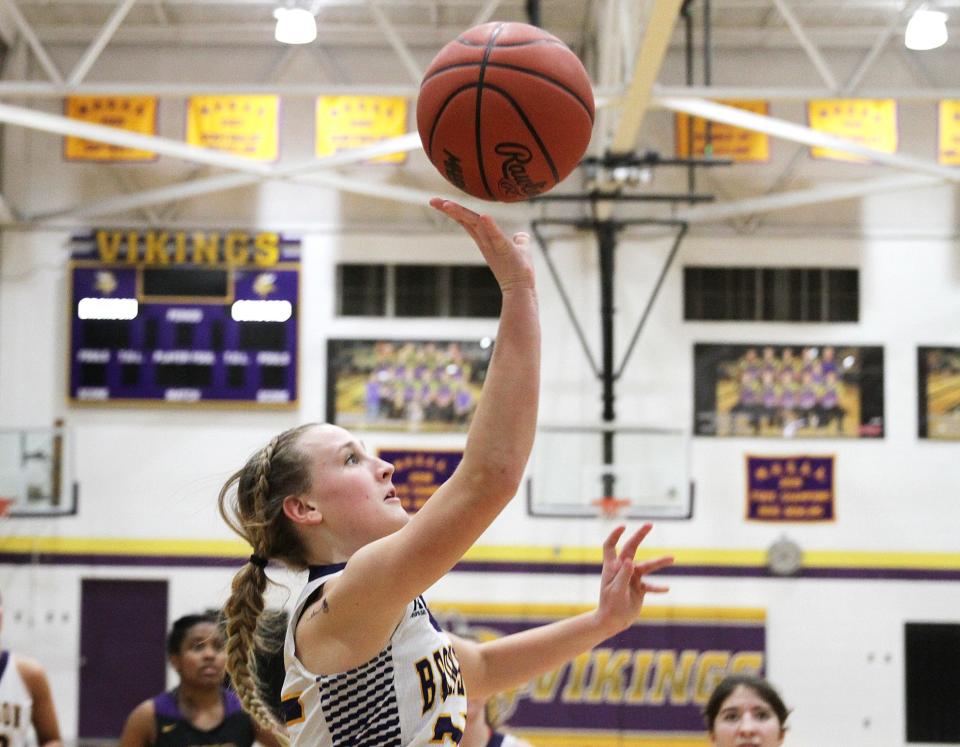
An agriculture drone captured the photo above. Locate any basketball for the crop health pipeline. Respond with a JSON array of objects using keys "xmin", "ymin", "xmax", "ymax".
[{"xmin": 417, "ymin": 22, "xmax": 594, "ymax": 202}]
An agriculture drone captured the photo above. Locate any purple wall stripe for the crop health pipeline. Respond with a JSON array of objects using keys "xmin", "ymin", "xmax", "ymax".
[{"xmin": 1, "ymin": 551, "xmax": 959, "ymax": 581}]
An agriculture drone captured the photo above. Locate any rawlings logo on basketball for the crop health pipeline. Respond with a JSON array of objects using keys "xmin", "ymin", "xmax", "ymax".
[
  {"xmin": 442, "ymin": 149, "xmax": 467, "ymax": 191},
  {"xmin": 495, "ymin": 143, "xmax": 547, "ymax": 198}
]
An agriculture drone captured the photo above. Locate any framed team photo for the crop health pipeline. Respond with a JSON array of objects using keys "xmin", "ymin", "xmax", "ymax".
[
  {"xmin": 694, "ymin": 343, "xmax": 885, "ymax": 438},
  {"xmin": 917, "ymin": 346, "xmax": 960, "ymax": 440},
  {"xmin": 326, "ymin": 338, "xmax": 493, "ymax": 432}
]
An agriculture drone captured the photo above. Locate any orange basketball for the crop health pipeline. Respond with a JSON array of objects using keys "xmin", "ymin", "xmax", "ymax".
[{"xmin": 417, "ymin": 22, "xmax": 594, "ymax": 202}]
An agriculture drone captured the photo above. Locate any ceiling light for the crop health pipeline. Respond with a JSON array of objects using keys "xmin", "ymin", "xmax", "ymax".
[
  {"xmin": 905, "ymin": 8, "xmax": 948, "ymax": 51},
  {"xmin": 274, "ymin": 7, "xmax": 317, "ymax": 45}
]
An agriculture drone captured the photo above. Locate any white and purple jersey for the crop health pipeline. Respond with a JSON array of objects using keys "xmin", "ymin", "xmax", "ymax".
[
  {"xmin": 0, "ymin": 652, "xmax": 33, "ymax": 747},
  {"xmin": 281, "ymin": 563, "xmax": 467, "ymax": 746}
]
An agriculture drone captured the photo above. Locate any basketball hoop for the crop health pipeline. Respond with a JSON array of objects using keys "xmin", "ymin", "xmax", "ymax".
[{"xmin": 590, "ymin": 496, "xmax": 631, "ymax": 520}]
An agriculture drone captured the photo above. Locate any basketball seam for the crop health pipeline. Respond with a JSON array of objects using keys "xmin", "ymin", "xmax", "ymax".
[
  {"xmin": 424, "ymin": 83, "xmax": 480, "ymax": 157},
  {"xmin": 453, "ymin": 38, "xmax": 567, "ymax": 49},
  {"xmin": 420, "ymin": 62, "xmax": 594, "ymax": 123},
  {"xmin": 481, "ymin": 83, "xmax": 561, "ymax": 185},
  {"xmin": 475, "ymin": 23, "xmax": 504, "ymax": 200}
]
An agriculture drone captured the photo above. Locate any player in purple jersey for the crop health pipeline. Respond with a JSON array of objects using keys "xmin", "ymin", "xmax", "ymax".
[
  {"xmin": 119, "ymin": 612, "xmax": 279, "ymax": 747},
  {"xmin": 217, "ymin": 199, "xmax": 674, "ymax": 747}
]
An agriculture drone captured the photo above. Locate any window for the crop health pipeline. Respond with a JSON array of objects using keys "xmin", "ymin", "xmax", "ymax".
[
  {"xmin": 336, "ymin": 263, "xmax": 499, "ymax": 318},
  {"xmin": 685, "ymin": 267, "xmax": 858, "ymax": 322},
  {"xmin": 338, "ymin": 264, "xmax": 386, "ymax": 316}
]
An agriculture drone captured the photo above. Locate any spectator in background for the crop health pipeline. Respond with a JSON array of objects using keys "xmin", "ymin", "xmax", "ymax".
[
  {"xmin": 704, "ymin": 674, "xmax": 789, "ymax": 747},
  {"xmin": 118, "ymin": 611, "xmax": 280, "ymax": 747}
]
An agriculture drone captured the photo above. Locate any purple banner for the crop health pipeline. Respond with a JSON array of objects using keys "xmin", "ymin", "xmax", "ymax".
[
  {"xmin": 746, "ymin": 455, "xmax": 835, "ymax": 522},
  {"xmin": 378, "ymin": 448, "xmax": 463, "ymax": 513},
  {"xmin": 433, "ymin": 605, "xmax": 765, "ymax": 739}
]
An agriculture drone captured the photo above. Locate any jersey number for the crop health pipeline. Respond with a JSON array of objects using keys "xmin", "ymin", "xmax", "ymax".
[{"xmin": 430, "ymin": 713, "xmax": 464, "ymax": 745}]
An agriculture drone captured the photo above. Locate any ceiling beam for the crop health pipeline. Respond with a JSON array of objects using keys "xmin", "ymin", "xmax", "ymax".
[
  {"xmin": 24, "ymin": 132, "xmax": 426, "ymax": 220},
  {"xmin": 654, "ymin": 86, "xmax": 960, "ymax": 101},
  {"xmin": 676, "ymin": 173, "xmax": 944, "ymax": 223},
  {"xmin": 365, "ymin": 0, "xmax": 424, "ymax": 85},
  {"xmin": 654, "ymin": 96, "xmax": 960, "ymax": 183},
  {"xmin": 0, "ymin": 100, "xmax": 276, "ymax": 174},
  {"xmin": 66, "ymin": 0, "xmax": 138, "ymax": 86},
  {"xmin": 771, "ymin": 0, "xmax": 837, "ymax": 91},
  {"xmin": 608, "ymin": 0, "xmax": 684, "ymax": 155},
  {"xmin": 0, "ymin": 0, "xmax": 63, "ymax": 83}
]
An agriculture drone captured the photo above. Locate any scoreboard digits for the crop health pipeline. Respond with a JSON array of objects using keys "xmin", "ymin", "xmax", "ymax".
[{"xmin": 69, "ymin": 229, "xmax": 299, "ymax": 407}]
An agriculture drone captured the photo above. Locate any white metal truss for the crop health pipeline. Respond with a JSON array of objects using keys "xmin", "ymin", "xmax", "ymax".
[{"xmin": 0, "ymin": 0, "xmax": 953, "ymax": 232}]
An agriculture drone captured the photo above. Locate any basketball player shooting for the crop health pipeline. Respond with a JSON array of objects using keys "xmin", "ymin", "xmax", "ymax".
[{"xmin": 218, "ymin": 199, "xmax": 674, "ymax": 746}]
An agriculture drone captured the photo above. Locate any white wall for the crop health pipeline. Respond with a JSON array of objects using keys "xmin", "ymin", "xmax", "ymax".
[{"xmin": 0, "ymin": 38, "xmax": 958, "ymax": 747}]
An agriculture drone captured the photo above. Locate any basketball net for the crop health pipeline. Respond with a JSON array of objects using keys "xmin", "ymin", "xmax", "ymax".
[{"xmin": 590, "ymin": 496, "xmax": 631, "ymax": 520}]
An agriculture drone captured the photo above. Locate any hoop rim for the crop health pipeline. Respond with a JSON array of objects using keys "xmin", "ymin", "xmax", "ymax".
[{"xmin": 590, "ymin": 496, "xmax": 631, "ymax": 518}]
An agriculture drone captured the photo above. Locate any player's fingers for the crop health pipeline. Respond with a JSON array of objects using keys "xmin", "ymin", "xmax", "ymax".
[
  {"xmin": 430, "ymin": 198, "xmax": 486, "ymax": 244},
  {"xmin": 610, "ymin": 557, "xmax": 633, "ymax": 590},
  {"xmin": 618, "ymin": 523, "xmax": 652, "ymax": 563},
  {"xmin": 640, "ymin": 582, "xmax": 670, "ymax": 594},
  {"xmin": 603, "ymin": 525, "xmax": 627, "ymax": 565},
  {"xmin": 634, "ymin": 555, "xmax": 675, "ymax": 576}
]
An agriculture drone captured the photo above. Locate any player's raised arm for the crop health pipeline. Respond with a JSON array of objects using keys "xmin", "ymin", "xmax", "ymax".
[{"xmin": 319, "ymin": 200, "xmax": 539, "ymax": 632}]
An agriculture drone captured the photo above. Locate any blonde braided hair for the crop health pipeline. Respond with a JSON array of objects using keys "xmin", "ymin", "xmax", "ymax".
[{"xmin": 218, "ymin": 423, "xmax": 315, "ymax": 745}]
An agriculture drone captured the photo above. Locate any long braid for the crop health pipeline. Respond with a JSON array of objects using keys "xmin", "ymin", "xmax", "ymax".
[
  {"xmin": 224, "ymin": 562, "xmax": 289, "ymax": 743},
  {"xmin": 218, "ymin": 427, "xmax": 313, "ymax": 746}
]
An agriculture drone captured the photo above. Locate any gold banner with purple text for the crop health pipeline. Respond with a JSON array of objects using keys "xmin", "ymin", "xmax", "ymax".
[
  {"xmin": 808, "ymin": 99, "xmax": 898, "ymax": 163},
  {"xmin": 186, "ymin": 95, "xmax": 279, "ymax": 161},
  {"xmin": 675, "ymin": 99, "xmax": 770, "ymax": 162},
  {"xmin": 64, "ymin": 96, "xmax": 157, "ymax": 161},
  {"xmin": 316, "ymin": 95, "xmax": 408, "ymax": 164}
]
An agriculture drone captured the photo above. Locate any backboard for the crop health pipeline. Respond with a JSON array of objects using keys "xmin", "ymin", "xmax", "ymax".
[
  {"xmin": 527, "ymin": 422, "xmax": 693, "ymax": 519},
  {"xmin": 0, "ymin": 424, "xmax": 76, "ymax": 516}
]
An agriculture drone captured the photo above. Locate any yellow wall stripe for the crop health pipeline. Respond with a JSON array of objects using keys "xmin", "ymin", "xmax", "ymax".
[
  {"xmin": 1, "ymin": 536, "xmax": 959, "ymax": 571},
  {"xmin": 512, "ymin": 729, "xmax": 708, "ymax": 746},
  {"xmin": 429, "ymin": 601, "xmax": 766, "ymax": 623}
]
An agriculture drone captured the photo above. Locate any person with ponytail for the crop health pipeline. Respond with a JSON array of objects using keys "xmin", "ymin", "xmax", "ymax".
[
  {"xmin": 218, "ymin": 198, "xmax": 674, "ymax": 747},
  {"xmin": 118, "ymin": 611, "xmax": 280, "ymax": 747}
]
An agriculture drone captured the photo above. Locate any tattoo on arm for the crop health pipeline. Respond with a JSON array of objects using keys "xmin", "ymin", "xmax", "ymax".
[{"xmin": 308, "ymin": 598, "xmax": 330, "ymax": 619}]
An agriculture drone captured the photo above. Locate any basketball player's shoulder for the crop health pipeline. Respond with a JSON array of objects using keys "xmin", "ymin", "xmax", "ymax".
[{"xmin": 12, "ymin": 653, "xmax": 49, "ymax": 690}]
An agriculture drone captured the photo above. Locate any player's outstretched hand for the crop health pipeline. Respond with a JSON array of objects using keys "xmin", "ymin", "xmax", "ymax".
[
  {"xmin": 595, "ymin": 524, "xmax": 674, "ymax": 634},
  {"xmin": 430, "ymin": 198, "xmax": 534, "ymax": 293}
]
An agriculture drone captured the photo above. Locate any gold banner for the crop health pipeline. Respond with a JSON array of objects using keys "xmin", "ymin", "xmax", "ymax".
[
  {"xmin": 186, "ymin": 95, "xmax": 279, "ymax": 161},
  {"xmin": 316, "ymin": 95, "xmax": 408, "ymax": 164},
  {"xmin": 808, "ymin": 99, "xmax": 898, "ymax": 163},
  {"xmin": 675, "ymin": 99, "xmax": 769, "ymax": 162},
  {"xmin": 64, "ymin": 96, "xmax": 157, "ymax": 161},
  {"xmin": 938, "ymin": 100, "xmax": 960, "ymax": 166}
]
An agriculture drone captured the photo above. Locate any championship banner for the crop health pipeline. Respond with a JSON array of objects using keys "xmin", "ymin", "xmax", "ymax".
[
  {"xmin": 675, "ymin": 99, "xmax": 769, "ymax": 162},
  {"xmin": 807, "ymin": 99, "xmax": 898, "ymax": 163},
  {"xmin": 315, "ymin": 95, "xmax": 408, "ymax": 164},
  {"xmin": 917, "ymin": 346, "xmax": 960, "ymax": 439},
  {"xmin": 746, "ymin": 455, "xmax": 835, "ymax": 522},
  {"xmin": 431, "ymin": 603, "xmax": 766, "ymax": 747},
  {"xmin": 186, "ymin": 95, "xmax": 279, "ymax": 161},
  {"xmin": 377, "ymin": 448, "xmax": 463, "ymax": 513},
  {"xmin": 937, "ymin": 100, "xmax": 960, "ymax": 166},
  {"xmin": 64, "ymin": 96, "xmax": 157, "ymax": 161}
]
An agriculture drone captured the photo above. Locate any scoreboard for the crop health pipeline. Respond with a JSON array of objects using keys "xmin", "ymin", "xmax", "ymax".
[{"xmin": 69, "ymin": 229, "xmax": 299, "ymax": 407}]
